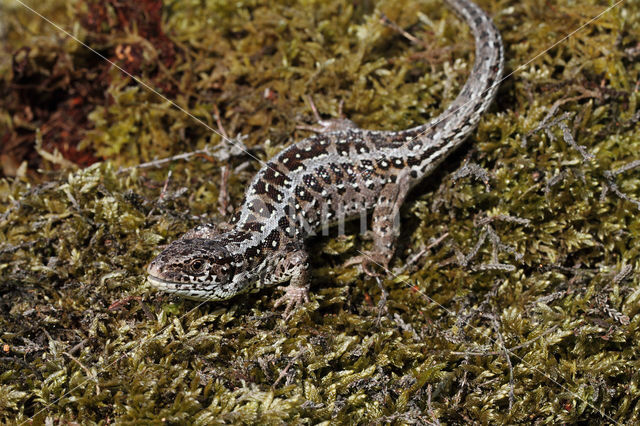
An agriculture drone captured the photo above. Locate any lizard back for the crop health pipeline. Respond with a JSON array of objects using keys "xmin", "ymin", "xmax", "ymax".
[{"xmin": 230, "ymin": 0, "xmax": 504, "ymax": 249}]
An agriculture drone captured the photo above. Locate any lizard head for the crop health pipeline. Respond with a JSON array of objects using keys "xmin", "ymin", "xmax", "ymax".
[{"xmin": 146, "ymin": 238, "xmax": 237, "ymax": 300}]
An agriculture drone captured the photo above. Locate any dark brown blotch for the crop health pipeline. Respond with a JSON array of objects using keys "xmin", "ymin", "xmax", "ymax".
[
  {"xmin": 330, "ymin": 163, "xmax": 344, "ymax": 180},
  {"xmin": 278, "ymin": 215, "xmax": 296, "ymax": 237},
  {"xmin": 358, "ymin": 160, "xmax": 375, "ymax": 180},
  {"xmin": 280, "ymin": 142, "xmax": 325, "ymax": 172},
  {"xmin": 262, "ymin": 166, "xmax": 288, "ymax": 186},
  {"xmin": 261, "ymin": 228, "xmax": 281, "ymax": 251},
  {"xmin": 391, "ymin": 157, "xmax": 405, "ymax": 169},
  {"xmin": 406, "ymin": 156, "xmax": 420, "ymax": 167},
  {"xmin": 303, "ymin": 174, "xmax": 322, "ymax": 192},
  {"xmin": 316, "ymin": 165, "xmax": 332, "ymax": 184}
]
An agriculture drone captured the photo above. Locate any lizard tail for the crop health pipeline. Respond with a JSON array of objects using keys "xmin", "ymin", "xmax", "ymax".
[{"xmin": 398, "ymin": 0, "xmax": 504, "ymax": 177}]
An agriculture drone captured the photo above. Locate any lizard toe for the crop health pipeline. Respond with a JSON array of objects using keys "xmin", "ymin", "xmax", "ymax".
[{"xmin": 274, "ymin": 285, "xmax": 310, "ymax": 319}]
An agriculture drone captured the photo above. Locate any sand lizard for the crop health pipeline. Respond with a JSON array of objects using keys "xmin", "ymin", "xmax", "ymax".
[{"xmin": 146, "ymin": 0, "xmax": 504, "ymax": 315}]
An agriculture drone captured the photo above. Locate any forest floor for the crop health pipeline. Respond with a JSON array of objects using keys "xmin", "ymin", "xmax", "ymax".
[{"xmin": 1, "ymin": 0, "xmax": 639, "ymax": 423}]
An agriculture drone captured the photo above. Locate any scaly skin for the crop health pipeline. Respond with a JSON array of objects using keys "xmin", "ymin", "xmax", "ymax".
[{"xmin": 147, "ymin": 0, "xmax": 504, "ymax": 315}]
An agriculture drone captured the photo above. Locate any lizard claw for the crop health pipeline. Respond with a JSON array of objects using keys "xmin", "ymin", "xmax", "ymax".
[{"xmin": 274, "ymin": 285, "xmax": 310, "ymax": 319}]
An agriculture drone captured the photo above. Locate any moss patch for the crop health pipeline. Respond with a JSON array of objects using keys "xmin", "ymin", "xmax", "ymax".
[{"xmin": 1, "ymin": 0, "xmax": 640, "ymax": 423}]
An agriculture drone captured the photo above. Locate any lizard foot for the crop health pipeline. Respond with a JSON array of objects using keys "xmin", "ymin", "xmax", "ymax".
[{"xmin": 274, "ymin": 284, "xmax": 310, "ymax": 319}]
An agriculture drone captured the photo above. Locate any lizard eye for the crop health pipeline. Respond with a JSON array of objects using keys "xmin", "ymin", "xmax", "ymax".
[{"xmin": 189, "ymin": 259, "xmax": 205, "ymax": 273}]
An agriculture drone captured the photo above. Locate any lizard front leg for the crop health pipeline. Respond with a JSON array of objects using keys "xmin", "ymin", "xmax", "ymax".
[{"xmin": 271, "ymin": 244, "xmax": 311, "ymax": 318}]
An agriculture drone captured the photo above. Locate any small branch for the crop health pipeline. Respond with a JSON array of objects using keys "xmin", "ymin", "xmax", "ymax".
[
  {"xmin": 471, "ymin": 263, "xmax": 516, "ymax": 272},
  {"xmin": 491, "ymin": 315, "xmax": 514, "ymax": 410},
  {"xmin": 117, "ymin": 135, "xmax": 249, "ymax": 175},
  {"xmin": 608, "ymin": 159, "xmax": 640, "ymax": 177},
  {"xmin": 558, "ymin": 120, "xmax": 594, "ymax": 161},
  {"xmin": 118, "ymin": 145, "xmax": 219, "ymax": 173},
  {"xmin": 218, "ymin": 165, "xmax": 232, "ymax": 216},
  {"xmin": 63, "ymin": 351, "xmax": 101, "ymax": 396},
  {"xmin": 451, "ymin": 162, "xmax": 492, "ymax": 191},
  {"xmin": 395, "ymin": 232, "xmax": 449, "ymax": 274},
  {"xmin": 67, "ymin": 339, "xmax": 89, "ymax": 357},
  {"xmin": 453, "ymin": 367, "xmax": 468, "ymax": 406},
  {"xmin": 375, "ymin": 276, "xmax": 389, "ymax": 326},
  {"xmin": 379, "ymin": 12, "xmax": 423, "ymax": 46},
  {"xmin": 451, "ymin": 326, "xmax": 559, "ymax": 356},
  {"xmin": 426, "ymin": 384, "xmax": 441, "ymax": 426},
  {"xmin": 522, "ymin": 90, "xmax": 600, "ymax": 147},
  {"xmin": 476, "ymin": 214, "xmax": 531, "ymax": 227},
  {"xmin": 545, "ymin": 170, "xmax": 567, "ymax": 194},
  {"xmin": 601, "ymin": 173, "xmax": 640, "ymax": 210},
  {"xmin": 449, "ymin": 224, "xmax": 522, "ymax": 271},
  {"xmin": 159, "ymin": 170, "xmax": 172, "ymax": 200},
  {"xmin": 212, "ymin": 104, "xmax": 229, "ymax": 139},
  {"xmin": 272, "ymin": 349, "xmax": 306, "ymax": 388},
  {"xmin": 613, "ymin": 264, "xmax": 633, "ymax": 285},
  {"xmin": 461, "ymin": 229, "xmax": 488, "ymax": 267}
]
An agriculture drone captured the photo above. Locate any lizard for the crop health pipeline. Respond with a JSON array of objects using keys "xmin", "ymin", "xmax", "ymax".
[{"xmin": 146, "ymin": 0, "xmax": 504, "ymax": 316}]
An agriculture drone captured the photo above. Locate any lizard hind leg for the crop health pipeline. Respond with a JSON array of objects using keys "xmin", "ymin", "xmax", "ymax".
[
  {"xmin": 346, "ymin": 173, "xmax": 412, "ymax": 276},
  {"xmin": 297, "ymin": 96, "xmax": 358, "ymax": 134}
]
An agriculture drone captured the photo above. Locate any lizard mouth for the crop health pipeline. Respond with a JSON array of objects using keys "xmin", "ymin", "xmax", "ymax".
[
  {"xmin": 146, "ymin": 274, "xmax": 182, "ymax": 291},
  {"xmin": 145, "ymin": 261, "xmax": 187, "ymax": 292},
  {"xmin": 146, "ymin": 273, "xmax": 226, "ymax": 301}
]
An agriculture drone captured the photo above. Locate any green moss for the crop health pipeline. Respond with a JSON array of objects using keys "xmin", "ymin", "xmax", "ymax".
[{"xmin": 1, "ymin": 0, "xmax": 640, "ymax": 423}]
